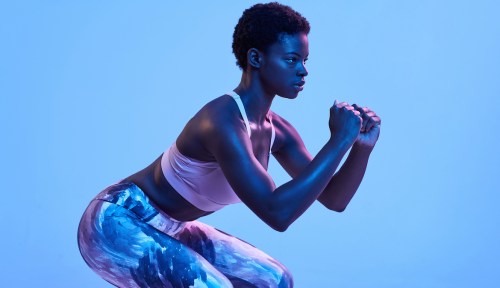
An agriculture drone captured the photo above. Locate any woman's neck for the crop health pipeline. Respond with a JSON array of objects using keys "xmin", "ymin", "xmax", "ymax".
[{"xmin": 234, "ymin": 72, "xmax": 275, "ymax": 124}]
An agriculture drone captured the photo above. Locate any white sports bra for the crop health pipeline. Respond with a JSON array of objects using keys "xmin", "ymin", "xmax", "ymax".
[{"xmin": 160, "ymin": 91, "xmax": 275, "ymax": 211}]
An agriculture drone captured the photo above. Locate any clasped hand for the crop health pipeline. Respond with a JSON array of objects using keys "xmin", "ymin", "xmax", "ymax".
[{"xmin": 331, "ymin": 100, "xmax": 381, "ymax": 148}]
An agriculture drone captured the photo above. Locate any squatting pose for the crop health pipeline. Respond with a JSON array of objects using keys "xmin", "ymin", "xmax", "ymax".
[{"xmin": 78, "ymin": 2, "xmax": 382, "ymax": 287}]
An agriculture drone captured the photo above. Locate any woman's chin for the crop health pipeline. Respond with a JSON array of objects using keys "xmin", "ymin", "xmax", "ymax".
[{"xmin": 277, "ymin": 90, "xmax": 300, "ymax": 99}]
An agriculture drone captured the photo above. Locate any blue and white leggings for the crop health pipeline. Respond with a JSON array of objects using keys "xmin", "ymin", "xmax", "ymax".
[{"xmin": 77, "ymin": 181, "xmax": 293, "ymax": 287}]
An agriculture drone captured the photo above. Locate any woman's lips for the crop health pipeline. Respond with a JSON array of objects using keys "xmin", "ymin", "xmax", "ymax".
[{"xmin": 294, "ymin": 81, "xmax": 305, "ymax": 91}]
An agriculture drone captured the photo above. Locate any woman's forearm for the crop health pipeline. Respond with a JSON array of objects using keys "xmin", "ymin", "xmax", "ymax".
[
  {"xmin": 268, "ymin": 135, "xmax": 354, "ymax": 231},
  {"xmin": 317, "ymin": 142, "xmax": 373, "ymax": 212}
]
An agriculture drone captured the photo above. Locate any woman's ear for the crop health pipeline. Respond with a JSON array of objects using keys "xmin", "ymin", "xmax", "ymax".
[{"xmin": 247, "ymin": 48, "xmax": 263, "ymax": 69}]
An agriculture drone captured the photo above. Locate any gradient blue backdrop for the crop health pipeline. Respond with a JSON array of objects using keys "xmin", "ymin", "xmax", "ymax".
[{"xmin": 1, "ymin": 0, "xmax": 499, "ymax": 287}]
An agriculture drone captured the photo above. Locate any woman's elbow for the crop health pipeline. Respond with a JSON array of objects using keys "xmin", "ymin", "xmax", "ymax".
[
  {"xmin": 271, "ymin": 222, "xmax": 290, "ymax": 232},
  {"xmin": 332, "ymin": 206, "xmax": 346, "ymax": 213},
  {"xmin": 264, "ymin": 217, "xmax": 290, "ymax": 232},
  {"xmin": 326, "ymin": 203, "xmax": 347, "ymax": 213},
  {"xmin": 319, "ymin": 195, "xmax": 347, "ymax": 213},
  {"xmin": 262, "ymin": 211, "xmax": 291, "ymax": 232}
]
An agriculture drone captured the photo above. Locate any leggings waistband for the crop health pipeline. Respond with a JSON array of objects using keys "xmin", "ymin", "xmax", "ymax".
[{"xmin": 93, "ymin": 180, "xmax": 186, "ymax": 235}]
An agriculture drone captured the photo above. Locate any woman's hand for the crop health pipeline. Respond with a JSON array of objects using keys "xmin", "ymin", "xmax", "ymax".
[
  {"xmin": 352, "ymin": 104, "xmax": 381, "ymax": 148},
  {"xmin": 329, "ymin": 100, "xmax": 362, "ymax": 145}
]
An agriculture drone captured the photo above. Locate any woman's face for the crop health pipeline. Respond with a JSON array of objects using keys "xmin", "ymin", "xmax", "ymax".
[{"xmin": 259, "ymin": 32, "xmax": 309, "ymax": 99}]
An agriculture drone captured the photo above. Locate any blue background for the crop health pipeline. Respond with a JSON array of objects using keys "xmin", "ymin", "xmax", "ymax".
[{"xmin": 1, "ymin": 0, "xmax": 499, "ymax": 287}]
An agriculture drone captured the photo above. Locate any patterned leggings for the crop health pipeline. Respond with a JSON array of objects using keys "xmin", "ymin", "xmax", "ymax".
[{"xmin": 77, "ymin": 181, "xmax": 293, "ymax": 288}]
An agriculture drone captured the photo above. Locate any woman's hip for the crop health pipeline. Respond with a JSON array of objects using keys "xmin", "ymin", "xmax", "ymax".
[{"xmin": 78, "ymin": 181, "xmax": 186, "ymax": 241}]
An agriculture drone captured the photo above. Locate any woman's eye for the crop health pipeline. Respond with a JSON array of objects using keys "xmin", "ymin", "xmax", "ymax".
[{"xmin": 286, "ymin": 58, "xmax": 296, "ymax": 63}]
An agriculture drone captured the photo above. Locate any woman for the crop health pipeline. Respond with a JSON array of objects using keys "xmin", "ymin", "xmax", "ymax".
[{"xmin": 78, "ymin": 2, "xmax": 381, "ymax": 287}]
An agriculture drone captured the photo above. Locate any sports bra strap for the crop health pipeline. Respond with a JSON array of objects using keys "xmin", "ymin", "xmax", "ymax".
[
  {"xmin": 227, "ymin": 91, "xmax": 275, "ymax": 154},
  {"xmin": 269, "ymin": 113, "xmax": 275, "ymax": 154},
  {"xmin": 227, "ymin": 91, "xmax": 252, "ymax": 137}
]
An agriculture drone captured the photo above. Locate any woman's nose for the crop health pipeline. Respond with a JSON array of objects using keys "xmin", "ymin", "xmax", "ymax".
[{"xmin": 297, "ymin": 63, "xmax": 308, "ymax": 77}]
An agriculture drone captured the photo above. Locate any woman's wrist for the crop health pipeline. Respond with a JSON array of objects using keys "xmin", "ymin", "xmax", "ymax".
[
  {"xmin": 327, "ymin": 134, "xmax": 356, "ymax": 153},
  {"xmin": 352, "ymin": 141, "xmax": 374, "ymax": 154}
]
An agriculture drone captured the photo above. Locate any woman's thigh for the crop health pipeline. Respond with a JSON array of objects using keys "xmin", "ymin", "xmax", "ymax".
[
  {"xmin": 174, "ymin": 221, "xmax": 294, "ymax": 288},
  {"xmin": 78, "ymin": 199, "xmax": 232, "ymax": 288}
]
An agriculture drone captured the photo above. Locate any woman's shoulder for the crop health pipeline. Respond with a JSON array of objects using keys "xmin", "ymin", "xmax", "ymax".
[
  {"xmin": 195, "ymin": 94, "xmax": 237, "ymax": 120},
  {"xmin": 268, "ymin": 111, "xmax": 304, "ymax": 152},
  {"xmin": 183, "ymin": 94, "xmax": 245, "ymax": 142},
  {"xmin": 269, "ymin": 111, "xmax": 298, "ymax": 136},
  {"xmin": 176, "ymin": 94, "xmax": 240, "ymax": 160}
]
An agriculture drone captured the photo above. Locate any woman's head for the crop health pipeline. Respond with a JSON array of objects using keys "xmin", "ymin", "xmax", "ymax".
[{"xmin": 232, "ymin": 2, "xmax": 310, "ymax": 71}]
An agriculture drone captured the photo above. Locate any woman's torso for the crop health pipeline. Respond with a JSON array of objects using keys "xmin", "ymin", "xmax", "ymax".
[{"xmin": 123, "ymin": 94, "xmax": 278, "ymax": 222}]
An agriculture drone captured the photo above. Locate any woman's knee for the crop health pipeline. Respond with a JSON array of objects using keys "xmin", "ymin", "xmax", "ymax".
[
  {"xmin": 228, "ymin": 264, "xmax": 293, "ymax": 288},
  {"xmin": 223, "ymin": 255, "xmax": 293, "ymax": 288},
  {"xmin": 264, "ymin": 262, "xmax": 294, "ymax": 288},
  {"xmin": 178, "ymin": 222, "xmax": 294, "ymax": 287},
  {"xmin": 276, "ymin": 264, "xmax": 294, "ymax": 288}
]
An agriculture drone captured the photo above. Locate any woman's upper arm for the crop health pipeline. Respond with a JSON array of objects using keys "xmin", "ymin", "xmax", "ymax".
[{"xmin": 203, "ymin": 117, "xmax": 280, "ymax": 226}]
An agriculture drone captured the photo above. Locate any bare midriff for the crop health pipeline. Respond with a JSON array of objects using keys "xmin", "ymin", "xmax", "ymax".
[{"xmin": 123, "ymin": 154, "xmax": 214, "ymax": 222}]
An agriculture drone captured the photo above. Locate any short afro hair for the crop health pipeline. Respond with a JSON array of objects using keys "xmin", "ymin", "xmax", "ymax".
[{"xmin": 232, "ymin": 2, "xmax": 310, "ymax": 70}]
